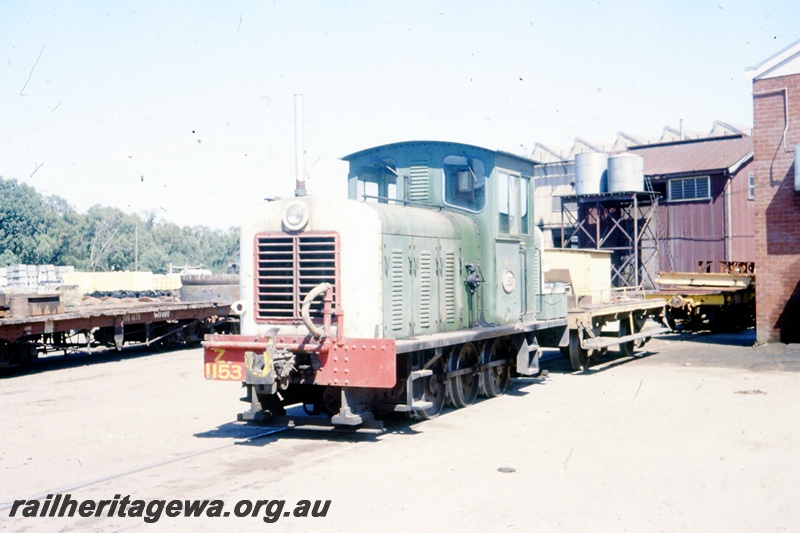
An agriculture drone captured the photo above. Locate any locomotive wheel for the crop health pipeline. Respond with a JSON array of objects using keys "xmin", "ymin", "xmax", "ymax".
[
  {"xmin": 418, "ymin": 358, "xmax": 447, "ymax": 420},
  {"xmin": 481, "ymin": 339, "xmax": 510, "ymax": 398},
  {"xmin": 448, "ymin": 343, "xmax": 480, "ymax": 408},
  {"xmin": 568, "ymin": 330, "xmax": 590, "ymax": 372}
]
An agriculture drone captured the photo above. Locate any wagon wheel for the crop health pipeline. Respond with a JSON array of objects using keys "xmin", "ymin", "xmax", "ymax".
[
  {"xmin": 481, "ymin": 338, "xmax": 511, "ymax": 398},
  {"xmin": 568, "ymin": 330, "xmax": 590, "ymax": 372},
  {"xmin": 666, "ymin": 308, "xmax": 679, "ymax": 331},
  {"xmin": 706, "ymin": 308, "xmax": 720, "ymax": 332},
  {"xmin": 418, "ymin": 357, "xmax": 447, "ymax": 420},
  {"xmin": 0, "ymin": 341, "xmax": 38, "ymax": 369},
  {"xmin": 447, "ymin": 343, "xmax": 480, "ymax": 408},
  {"xmin": 181, "ymin": 320, "xmax": 203, "ymax": 346},
  {"xmin": 618, "ymin": 313, "xmax": 646, "ymax": 357},
  {"xmin": 633, "ymin": 313, "xmax": 649, "ymax": 348}
]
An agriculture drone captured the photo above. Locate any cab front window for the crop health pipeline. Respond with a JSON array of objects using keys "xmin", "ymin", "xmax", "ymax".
[{"xmin": 355, "ymin": 159, "xmax": 399, "ymax": 203}]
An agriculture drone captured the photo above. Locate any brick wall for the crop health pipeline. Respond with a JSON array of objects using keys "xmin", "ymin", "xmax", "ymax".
[
  {"xmin": 730, "ymin": 159, "xmax": 756, "ymax": 262},
  {"xmin": 753, "ymin": 74, "xmax": 800, "ymax": 343}
]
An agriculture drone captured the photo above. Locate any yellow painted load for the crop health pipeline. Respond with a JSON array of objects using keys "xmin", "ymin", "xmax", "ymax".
[
  {"xmin": 543, "ymin": 248, "xmax": 613, "ymax": 306},
  {"xmin": 60, "ymin": 271, "xmax": 158, "ymax": 294}
]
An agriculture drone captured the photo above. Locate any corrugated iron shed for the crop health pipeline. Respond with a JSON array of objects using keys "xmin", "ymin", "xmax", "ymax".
[{"xmin": 627, "ymin": 134, "xmax": 753, "ymax": 177}]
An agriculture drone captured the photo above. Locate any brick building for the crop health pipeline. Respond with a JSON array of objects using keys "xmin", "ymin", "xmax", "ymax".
[{"xmin": 748, "ymin": 39, "xmax": 800, "ymax": 343}]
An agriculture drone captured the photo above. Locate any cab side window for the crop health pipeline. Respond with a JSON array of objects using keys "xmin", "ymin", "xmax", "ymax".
[
  {"xmin": 443, "ymin": 156, "xmax": 486, "ymax": 212},
  {"xmin": 498, "ymin": 172, "xmax": 529, "ymax": 236}
]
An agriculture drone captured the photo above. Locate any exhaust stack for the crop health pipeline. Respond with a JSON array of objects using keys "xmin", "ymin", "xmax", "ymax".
[{"xmin": 294, "ymin": 94, "xmax": 307, "ymax": 197}]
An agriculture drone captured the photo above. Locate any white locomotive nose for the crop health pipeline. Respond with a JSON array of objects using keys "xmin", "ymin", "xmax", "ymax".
[{"xmin": 282, "ymin": 201, "xmax": 309, "ymax": 231}]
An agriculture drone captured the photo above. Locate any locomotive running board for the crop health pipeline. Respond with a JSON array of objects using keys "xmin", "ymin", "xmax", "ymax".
[{"xmin": 394, "ymin": 318, "xmax": 568, "ymax": 353}]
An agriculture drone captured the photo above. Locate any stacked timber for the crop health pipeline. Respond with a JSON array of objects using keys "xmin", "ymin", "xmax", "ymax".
[{"xmin": 0, "ymin": 264, "xmax": 75, "ymax": 290}]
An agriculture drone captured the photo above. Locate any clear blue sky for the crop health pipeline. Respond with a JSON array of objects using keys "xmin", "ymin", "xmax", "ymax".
[{"xmin": 1, "ymin": 1, "xmax": 798, "ymax": 228}]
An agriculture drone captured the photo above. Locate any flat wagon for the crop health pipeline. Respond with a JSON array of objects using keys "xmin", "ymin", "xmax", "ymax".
[{"xmin": 0, "ymin": 292, "xmax": 233, "ymax": 369}]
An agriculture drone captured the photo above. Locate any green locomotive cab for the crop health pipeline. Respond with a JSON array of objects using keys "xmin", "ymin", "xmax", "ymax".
[{"xmin": 344, "ymin": 140, "xmax": 567, "ymax": 332}]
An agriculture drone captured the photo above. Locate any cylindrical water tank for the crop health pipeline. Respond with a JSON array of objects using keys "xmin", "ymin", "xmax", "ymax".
[
  {"xmin": 575, "ymin": 152, "xmax": 608, "ymax": 195},
  {"xmin": 607, "ymin": 153, "xmax": 644, "ymax": 193}
]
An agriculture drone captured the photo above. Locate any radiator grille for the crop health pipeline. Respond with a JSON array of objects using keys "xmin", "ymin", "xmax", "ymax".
[{"xmin": 254, "ymin": 233, "xmax": 337, "ymax": 321}]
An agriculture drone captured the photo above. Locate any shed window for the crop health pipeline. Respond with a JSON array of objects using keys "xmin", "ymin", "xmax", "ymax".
[
  {"xmin": 551, "ymin": 193, "xmax": 563, "ymax": 213},
  {"xmin": 443, "ymin": 155, "xmax": 486, "ymax": 212},
  {"xmin": 668, "ymin": 176, "xmax": 710, "ymax": 202},
  {"xmin": 748, "ymin": 173, "xmax": 754, "ymax": 201}
]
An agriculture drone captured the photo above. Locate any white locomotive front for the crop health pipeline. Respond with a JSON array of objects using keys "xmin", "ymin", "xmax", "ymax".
[{"xmin": 203, "ymin": 191, "xmax": 481, "ymax": 427}]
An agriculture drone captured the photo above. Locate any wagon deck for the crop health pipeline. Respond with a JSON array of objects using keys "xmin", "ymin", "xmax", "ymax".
[{"xmin": 0, "ymin": 296, "xmax": 233, "ymax": 369}]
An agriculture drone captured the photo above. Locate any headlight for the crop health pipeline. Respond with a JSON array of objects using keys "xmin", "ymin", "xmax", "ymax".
[{"xmin": 282, "ymin": 201, "xmax": 309, "ymax": 231}]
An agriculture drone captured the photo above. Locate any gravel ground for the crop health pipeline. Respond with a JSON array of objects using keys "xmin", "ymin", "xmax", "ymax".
[{"xmin": 2, "ymin": 329, "xmax": 799, "ymax": 532}]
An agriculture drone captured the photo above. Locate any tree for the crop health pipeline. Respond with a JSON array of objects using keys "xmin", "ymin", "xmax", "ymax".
[
  {"xmin": 41, "ymin": 195, "xmax": 83, "ymax": 267},
  {"xmin": 0, "ymin": 177, "xmax": 239, "ymax": 272},
  {"xmin": 0, "ymin": 177, "xmax": 57, "ymax": 265},
  {"xmin": 81, "ymin": 206, "xmax": 142, "ymax": 272}
]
